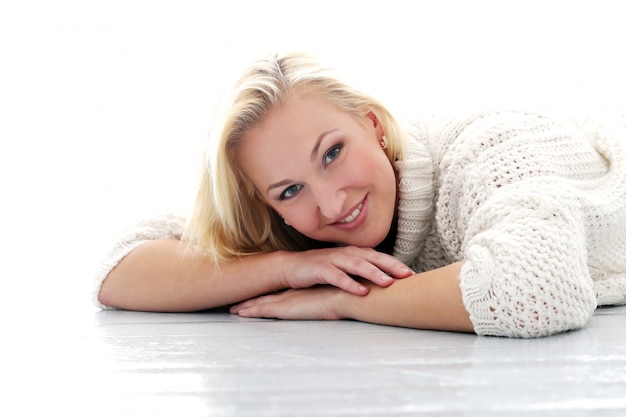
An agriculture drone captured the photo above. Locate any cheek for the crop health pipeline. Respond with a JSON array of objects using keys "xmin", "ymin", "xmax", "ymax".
[
  {"xmin": 346, "ymin": 151, "xmax": 389, "ymax": 186},
  {"xmin": 283, "ymin": 201, "xmax": 319, "ymax": 233}
]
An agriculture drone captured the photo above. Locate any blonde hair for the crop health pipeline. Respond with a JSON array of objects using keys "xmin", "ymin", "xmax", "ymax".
[{"xmin": 184, "ymin": 51, "xmax": 407, "ymax": 260}]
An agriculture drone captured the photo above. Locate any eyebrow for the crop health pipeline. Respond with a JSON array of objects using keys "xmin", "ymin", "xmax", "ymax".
[
  {"xmin": 310, "ymin": 129, "xmax": 339, "ymax": 162},
  {"xmin": 266, "ymin": 179, "xmax": 293, "ymax": 194},
  {"xmin": 266, "ymin": 129, "xmax": 339, "ymax": 195}
]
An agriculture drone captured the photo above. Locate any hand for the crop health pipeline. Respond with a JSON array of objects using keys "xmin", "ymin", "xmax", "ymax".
[
  {"xmin": 279, "ymin": 246, "xmax": 414, "ymax": 296},
  {"xmin": 230, "ymin": 285, "xmax": 347, "ymax": 320},
  {"xmin": 232, "ymin": 262, "xmax": 473, "ymax": 334}
]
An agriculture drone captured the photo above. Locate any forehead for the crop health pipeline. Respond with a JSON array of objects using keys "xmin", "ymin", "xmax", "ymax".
[{"xmin": 254, "ymin": 94, "xmax": 350, "ymax": 143}]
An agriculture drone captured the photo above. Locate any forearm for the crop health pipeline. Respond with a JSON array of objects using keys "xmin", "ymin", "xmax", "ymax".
[
  {"xmin": 339, "ymin": 262, "xmax": 474, "ymax": 333},
  {"xmin": 98, "ymin": 239, "xmax": 285, "ymax": 312}
]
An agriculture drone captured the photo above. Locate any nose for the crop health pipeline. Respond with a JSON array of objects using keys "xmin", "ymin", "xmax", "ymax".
[{"xmin": 313, "ymin": 184, "xmax": 348, "ymax": 222}]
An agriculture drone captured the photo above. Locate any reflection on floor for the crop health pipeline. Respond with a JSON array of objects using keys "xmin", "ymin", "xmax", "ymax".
[{"xmin": 6, "ymin": 294, "xmax": 626, "ymax": 417}]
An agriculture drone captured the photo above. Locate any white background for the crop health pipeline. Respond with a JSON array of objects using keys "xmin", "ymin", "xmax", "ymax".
[{"xmin": 1, "ymin": 0, "xmax": 624, "ymax": 305}]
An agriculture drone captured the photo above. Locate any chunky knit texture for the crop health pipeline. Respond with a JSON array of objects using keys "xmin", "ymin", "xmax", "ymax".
[
  {"xmin": 93, "ymin": 111, "xmax": 626, "ymax": 338},
  {"xmin": 394, "ymin": 111, "xmax": 626, "ymax": 337}
]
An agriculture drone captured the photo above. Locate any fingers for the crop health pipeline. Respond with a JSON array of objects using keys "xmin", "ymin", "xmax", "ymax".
[
  {"xmin": 230, "ymin": 287, "xmax": 343, "ymax": 320},
  {"xmin": 229, "ymin": 291, "xmax": 299, "ymax": 318},
  {"xmin": 282, "ymin": 247, "xmax": 414, "ymax": 296},
  {"xmin": 343, "ymin": 246, "xmax": 414, "ymax": 279},
  {"xmin": 229, "ymin": 296, "xmax": 273, "ymax": 317},
  {"xmin": 325, "ymin": 247, "xmax": 414, "ymax": 294},
  {"xmin": 333, "ymin": 276, "xmax": 370, "ymax": 296}
]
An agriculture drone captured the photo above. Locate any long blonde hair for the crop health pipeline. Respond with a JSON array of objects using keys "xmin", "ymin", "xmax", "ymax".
[{"xmin": 184, "ymin": 51, "xmax": 406, "ymax": 260}]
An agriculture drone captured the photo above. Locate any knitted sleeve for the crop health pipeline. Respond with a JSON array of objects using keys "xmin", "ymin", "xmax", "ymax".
[
  {"xmin": 458, "ymin": 186, "xmax": 597, "ymax": 338},
  {"xmin": 92, "ymin": 212, "xmax": 187, "ymax": 309},
  {"xmin": 436, "ymin": 112, "xmax": 604, "ymax": 338}
]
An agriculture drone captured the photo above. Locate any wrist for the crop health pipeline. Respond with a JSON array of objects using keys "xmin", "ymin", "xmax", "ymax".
[
  {"xmin": 268, "ymin": 250, "xmax": 293, "ymax": 290},
  {"xmin": 332, "ymin": 286, "xmax": 361, "ymax": 320}
]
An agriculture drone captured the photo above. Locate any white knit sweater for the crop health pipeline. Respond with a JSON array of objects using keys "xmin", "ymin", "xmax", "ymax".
[
  {"xmin": 93, "ymin": 111, "xmax": 626, "ymax": 338},
  {"xmin": 395, "ymin": 111, "xmax": 626, "ymax": 337}
]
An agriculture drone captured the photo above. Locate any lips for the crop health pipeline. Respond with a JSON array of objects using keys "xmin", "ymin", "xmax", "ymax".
[
  {"xmin": 331, "ymin": 195, "xmax": 368, "ymax": 230},
  {"xmin": 337, "ymin": 202, "xmax": 363, "ymax": 224}
]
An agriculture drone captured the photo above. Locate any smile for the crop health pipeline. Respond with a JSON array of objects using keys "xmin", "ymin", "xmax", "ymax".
[
  {"xmin": 337, "ymin": 202, "xmax": 364, "ymax": 224},
  {"xmin": 330, "ymin": 195, "xmax": 369, "ymax": 231}
]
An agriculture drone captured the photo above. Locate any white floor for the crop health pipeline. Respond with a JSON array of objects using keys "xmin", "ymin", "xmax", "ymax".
[{"xmin": 6, "ymin": 289, "xmax": 626, "ymax": 417}]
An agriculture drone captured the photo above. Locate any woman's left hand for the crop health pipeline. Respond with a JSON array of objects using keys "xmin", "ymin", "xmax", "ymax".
[{"xmin": 229, "ymin": 285, "xmax": 347, "ymax": 320}]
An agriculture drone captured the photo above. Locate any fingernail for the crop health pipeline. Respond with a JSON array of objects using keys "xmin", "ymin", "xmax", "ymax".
[
  {"xmin": 400, "ymin": 267, "xmax": 415, "ymax": 275},
  {"xmin": 380, "ymin": 274, "xmax": 393, "ymax": 283}
]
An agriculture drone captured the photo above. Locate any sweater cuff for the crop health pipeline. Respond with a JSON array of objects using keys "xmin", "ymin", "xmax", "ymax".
[{"xmin": 92, "ymin": 212, "xmax": 187, "ymax": 309}]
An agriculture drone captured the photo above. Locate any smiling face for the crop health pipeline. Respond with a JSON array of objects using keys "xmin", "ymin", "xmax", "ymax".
[{"xmin": 236, "ymin": 94, "xmax": 397, "ymax": 248}]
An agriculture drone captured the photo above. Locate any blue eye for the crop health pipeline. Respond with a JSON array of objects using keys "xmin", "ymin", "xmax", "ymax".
[
  {"xmin": 279, "ymin": 184, "xmax": 302, "ymax": 200},
  {"xmin": 323, "ymin": 144, "xmax": 343, "ymax": 166}
]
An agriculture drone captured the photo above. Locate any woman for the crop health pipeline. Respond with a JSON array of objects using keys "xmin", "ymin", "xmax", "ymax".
[{"xmin": 95, "ymin": 52, "xmax": 626, "ymax": 338}]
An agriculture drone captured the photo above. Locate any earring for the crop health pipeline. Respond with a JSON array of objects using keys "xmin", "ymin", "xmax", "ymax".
[{"xmin": 380, "ymin": 135, "xmax": 387, "ymax": 149}]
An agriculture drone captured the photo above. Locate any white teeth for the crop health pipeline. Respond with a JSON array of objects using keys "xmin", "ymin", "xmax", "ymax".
[{"xmin": 338, "ymin": 203, "xmax": 363, "ymax": 224}]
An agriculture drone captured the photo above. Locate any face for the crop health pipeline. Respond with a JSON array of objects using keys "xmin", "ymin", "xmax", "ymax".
[{"xmin": 236, "ymin": 94, "xmax": 397, "ymax": 248}]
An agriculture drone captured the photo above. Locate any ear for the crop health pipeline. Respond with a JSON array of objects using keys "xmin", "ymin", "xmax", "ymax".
[{"xmin": 366, "ymin": 110, "xmax": 385, "ymax": 139}]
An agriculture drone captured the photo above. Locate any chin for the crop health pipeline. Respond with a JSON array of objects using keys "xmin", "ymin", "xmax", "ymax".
[{"xmin": 350, "ymin": 234, "xmax": 388, "ymax": 249}]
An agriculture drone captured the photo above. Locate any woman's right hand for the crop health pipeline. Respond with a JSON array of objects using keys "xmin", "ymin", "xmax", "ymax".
[{"xmin": 277, "ymin": 246, "xmax": 414, "ymax": 296}]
